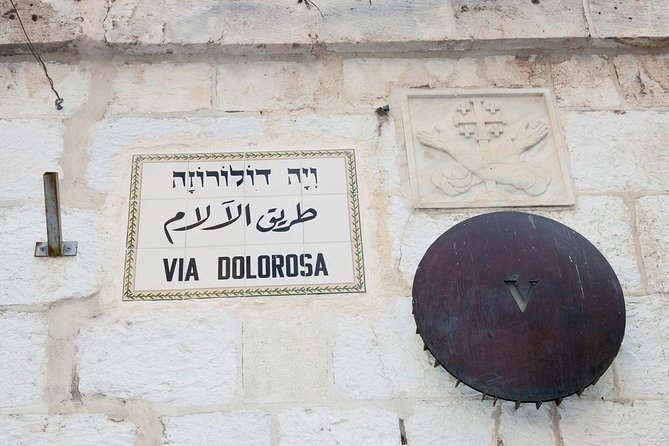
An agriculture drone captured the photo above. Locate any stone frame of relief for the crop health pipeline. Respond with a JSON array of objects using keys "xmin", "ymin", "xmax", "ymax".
[
  {"xmin": 401, "ymin": 88, "xmax": 575, "ymax": 208},
  {"xmin": 122, "ymin": 150, "xmax": 365, "ymax": 301}
]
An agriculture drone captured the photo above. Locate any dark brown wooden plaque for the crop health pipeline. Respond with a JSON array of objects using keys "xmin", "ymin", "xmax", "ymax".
[{"xmin": 413, "ymin": 212, "xmax": 625, "ymax": 406}]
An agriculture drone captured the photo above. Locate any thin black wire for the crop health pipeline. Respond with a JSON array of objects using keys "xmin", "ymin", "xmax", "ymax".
[{"xmin": 8, "ymin": 0, "xmax": 64, "ymax": 110}]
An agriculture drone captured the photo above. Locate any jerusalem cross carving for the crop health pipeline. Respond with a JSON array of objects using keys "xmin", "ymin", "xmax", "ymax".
[{"xmin": 401, "ymin": 89, "xmax": 575, "ymax": 208}]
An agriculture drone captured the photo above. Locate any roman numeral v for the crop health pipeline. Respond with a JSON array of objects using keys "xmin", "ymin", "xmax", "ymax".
[{"xmin": 503, "ymin": 279, "xmax": 539, "ymax": 313}]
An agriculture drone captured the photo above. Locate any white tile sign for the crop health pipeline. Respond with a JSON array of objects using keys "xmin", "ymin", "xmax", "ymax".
[{"xmin": 123, "ymin": 150, "xmax": 365, "ymax": 300}]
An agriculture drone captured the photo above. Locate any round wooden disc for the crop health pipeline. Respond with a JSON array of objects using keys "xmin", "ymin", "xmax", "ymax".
[{"xmin": 412, "ymin": 212, "xmax": 625, "ymax": 403}]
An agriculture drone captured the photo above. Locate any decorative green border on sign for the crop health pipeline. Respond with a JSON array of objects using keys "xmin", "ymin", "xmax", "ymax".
[{"xmin": 122, "ymin": 150, "xmax": 365, "ymax": 301}]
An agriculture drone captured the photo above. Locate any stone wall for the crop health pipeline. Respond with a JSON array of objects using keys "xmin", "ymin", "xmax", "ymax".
[{"xmin": 0, "ymin": 1, "xmax": 668, "ymax": 445}]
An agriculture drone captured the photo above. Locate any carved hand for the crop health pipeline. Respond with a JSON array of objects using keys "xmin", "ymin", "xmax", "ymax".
[
  {"xmin": 513, "ymin": 120, "xmax": 548, "ymax": 152},
  {"xmin": 417, "ymin": 126, "xmax": 458, "ymax": 156}
]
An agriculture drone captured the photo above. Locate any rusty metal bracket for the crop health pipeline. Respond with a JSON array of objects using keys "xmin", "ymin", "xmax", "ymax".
[{"xmin": 34, "ymin": 172, "xmax": 77, "ymax": 257}]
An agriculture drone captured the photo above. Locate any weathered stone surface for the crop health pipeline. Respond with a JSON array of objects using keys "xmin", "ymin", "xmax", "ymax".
[
  {"xmin": 217, "ymin": 60, "xmax": 336, "ymax": 111},
  {"xmin": 559, "ymin": 400, "xmax": 669, "ymax": 445},
  {"xmin": 0, "ymin": 414, "xmax": 137, "ymax": 445},
  {"xmin": 342, "ymin": 58, "xmax": 479, "ymax": 108},
  {"xmin": 565, "ymin": 111, "xmax": 669, "ymax": 193},
  {"xmin": 0, "ymin": 206, "xmax": 101, "ymax": 306},
  {"xmin": 77, "ymin": 308, "xmax": 237, "ymax": 407},
  {"xmin": 405, "ymin": 401, "xmax": 494, "ymax": 445},
  {"xmin": 590, "ymin": 0, "xmax": 669, "ymax": 39},
  {"xmin": 551, "ymin": 56, "xmax": 621, "ymax": 107},
  {"xmin": 86, "ymin": 117, "xmax": 265, "ymax": 193},
  {"xmin": 104, "ymin": 0, "xmax": 314, "ymax": 46},
  {"xmin": 616, "ymin": 295, "xmax": 669, "ymax": 396},
  {"xmin": 333, "ymin": 298, "xmax": 476, "ymax": 400},
  {"xmin": 637, "ymin": 196, "xmax": 669, "ymax": 293},
  {"xmin": 110, "ymin": 63, "xmax": 213, "ymax": 114},
  {"xmin": 242, "ymin": 308, "xmax": 327, "ymax": 402},
  {"xmin": 452, "ymin": 0, "xmax": 588, "ymax": 41},
  {"xmin": 316, "ymin": 1, "xmax": 456, "ymax": 43},
  {"xmin": 278, "ymin": 406, "xmax": 399, "ymax": 446},
  {"xmin": 1, "ymin": 1, "xmax": 81, "ymax": 46},
  {"xmin": 162, "ymin": 411, "xmax": 270, "ymax": 446},
  {"xmin": 498, "ymin": 404, "xmax": 555, "ymax": 446},
  {"xmin": 0, "ymin": 119, "xmax": 63, "ymax": 201},
  {"xmin": 613, "ymin": 54, "xmax": 669, "ymax": 107},
  {"xmin": 0, "ymin": 312, "xmax": 47, "ymax": 408},
  {"xmin": 484, "ymin": 55, "xmax": 549, "ymax": 88},
  {"xmin": 399, "ymin": 196, "xmax": 640, "ymax": 291},
  {"xmin": 0, "ymin": 63, "xmax": 90, "ymax": 118}
]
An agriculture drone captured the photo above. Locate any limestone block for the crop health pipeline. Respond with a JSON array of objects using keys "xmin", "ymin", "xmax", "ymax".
[
  {"xmin": 613, "ymin": 54, "xmax": 669, "ymax": 107},
  {"xmin": 590, "ymin": 0, "xmax": 669, "ymax": 39},
  {"xmin": 87, "ymin": 117, "xmax": 265, "ymax": 193},
  {"xmin": 637, "ymin": 196, "xmax": 669, "ymax": 292},
  {"xmin": 399, "ymin": 196, "xmax": 639, "ymax": 290},
  {"xmin": 110, "ymin": 63, "xmax": 213, "ymax": 114},
  {"xmin": 0, "ymin": 119, "xmax": 63, "ymax": 201},
  {"xmin": 498, "ymin": 404, "xmax": 555, "ymax": 446},
  {"xmin": 162, "ymin": 411, "xmax": 270, "ymax": 446},
  {"xmin": 0, "ymin": 312, "xmax": 47, "ymax": 408},
  {"xmin": 333, "ymin": 298, "xmax": 475, "ymax": 400},
  {"xmin": 559, "ymin": 400, "xmax": 669, "ymax": 445},
  {"xmin": 551, "ymin": 56, "xmax": 621, "ymax": 107},
  {"xmin": 278, "ymin": 406, "xmax": 399, "ymax": 446},
  {"xmin": 484, "ymin": 55, "xmax": 549, "ymax": 88},
  {"xmin": 77, "ymin": 308, "xmax": 237, "ymax": 407},
  {"xmin": 242, "ymin": 309, "xmax": 328, "ymax": 402},
  {"xmin": 0, "ymin": 414, "xmax": 137, "ymax": 445},
  {"xmin": 342, "ymin": 58, "xmax": 479, "ymax": 108},
  {"xmin": 451, "ymin": 0, "xmax": 588, "ymax": 41},
  {"xmin": 0, "ymin": 206, "xmax": 101, "ymax": 306},
  {"xmin": 104, "ymin": 0, "xmax": 314, "ymax": 46},
  {"xmin": 565, "ymin": 111, "xmax": 669, "ymax": 192},
  {"xmin": 217, "ymin": 60, "xmax": 336, "ymax": 111},
  {"xmin": 405, "ymin": 401, "xmax": 494, "ymax": 445},
  {"xmin": 0, "ymin": 1, "xmax": 81, "ymax": 46},
  {"xmin": 0, "ymin": 63, "xmax": 90, "ymax": 118},
  {"xmin": 615, "ymin": 295, "xmax": 669, "ymax": 396},
  {"xmin": 316, "ymin": 1, "xmax": 456, "ymax": 43}
]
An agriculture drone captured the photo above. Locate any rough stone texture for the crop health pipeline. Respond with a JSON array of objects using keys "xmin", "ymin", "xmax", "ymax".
[
  {"xmin": 590, "ymin": 0, "xmax": 669, "ymax": 39},
  {"xmin": 0, "ymin": 119, "xmax": 63, "ymax": 201},
  {"xmin": 405, "ymin": 401, "xmax": 495, "ymax": 445},
  {"xmin": 551, "ymin": 56, "xmax": 621, "ymax": 107},
  {"xmin": 278, "ymin": 406, "xmax": 399, "ymax": 446},
  {"xmin": 616, "ymin": 295, "xmax": 669, "ymax": 397},
  {"xmin": 217, "ymin": 60, "xmax": 337, "ymax": 111},
  {"xmin": 565, "ymin": 111, "xmax": 669, "ymax": 193},
  {"xmin": 399, "ymin": 196, "xmax": 640, "ymax": 291},
  {"xmin": 0, "ymin": 414, "xmax": 137, "ymax": 446},
  {"xmin": 1, "ymin": 1, "xmax": 81, "ymax": 46},
  {"xmin": 333, "ymin": 298, "xmax": 476, "ymax": 400},
  {"xmin": 0, "ymin": 206, "xmax": 101, "ymax": 306},
  {"xmin": 0, "ymin": 63, "xmax": 90, "ymax": 118},
  {"xmin": 77, "ymin": 308, "xmax": 237, "ymax": 407},
  {"xmin": 162, "ymin": 411, "xmax": 270, "ymax": 446},
  {"xmin": 104, "ymin": 0, "xmax": 314, "ymax": 46},
  {"xmin": 498, "ymin": 404, "xmax": 555, "ymax": 446},
  {"xmin": 110, "ymin": 63, "xmax": 213, "ymax": 114},
  {"xmin": 484, "ymin": 55, "xmax": 549, "ymax": 87},
  {"xmin": 342, "ymin": 58, "xmax": 479, "ymax": 108},
  {"xmin": 637, "ymin": 195, "xmax": 669, "ymax": 293},
  {"xmin": 613, "ymin": 54, "xmax": 669, "ymax": 107},
  {"xmin": 0, "ymin": 312, "xmax": 47, "ymax": 408},
  {"xmin": 451, "ymin": 0, "xmax": 588, "ymax": 41},
  {"xmin": 316, "ymin": 1, "xmax": 456, "ymax": 44},
  {"xmin": 559, "ymin": 400, "xmax": 669, "ymax": 445},
  {"xmin": 242, "ymin": 308, "xmax": 328, "ymax": 402}
]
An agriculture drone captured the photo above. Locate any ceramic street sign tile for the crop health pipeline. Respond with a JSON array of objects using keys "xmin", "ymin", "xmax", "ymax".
[
  {"xmin": 122, "ymin": 150, "xmax": 365, "ymax": 300},
  {"xmin": 401, "ymin": 88, "xmax": 575, "ymax": 208}
]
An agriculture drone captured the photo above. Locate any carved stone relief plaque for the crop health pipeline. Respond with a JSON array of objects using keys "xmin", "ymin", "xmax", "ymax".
[{"xmin": 402, "ymin": 89, "xmax": 575, "ymax": 208}]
